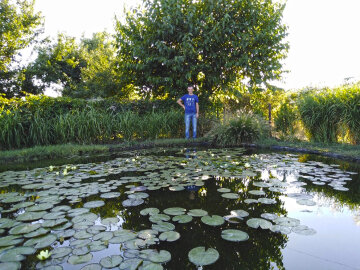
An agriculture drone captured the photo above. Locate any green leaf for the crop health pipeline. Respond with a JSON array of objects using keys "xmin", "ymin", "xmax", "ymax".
[{"xmin": 188, "ymin": 247, "xmax": 219, "ymax": 266}]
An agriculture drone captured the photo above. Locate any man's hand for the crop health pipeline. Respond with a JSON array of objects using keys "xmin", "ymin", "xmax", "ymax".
[{"xmin": 196, "ymin": 113, "xmax": 199, "ymax": 118}]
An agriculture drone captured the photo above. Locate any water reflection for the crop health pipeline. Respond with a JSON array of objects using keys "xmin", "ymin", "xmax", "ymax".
[{"xmin": 0, "ymin": 148, "xmax": 359, "ymax": 269}]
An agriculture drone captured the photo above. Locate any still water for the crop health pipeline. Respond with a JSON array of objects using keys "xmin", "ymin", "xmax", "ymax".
[{"xmin": 0, "ymin": 148, "xmax": 359, "ymax": 270}]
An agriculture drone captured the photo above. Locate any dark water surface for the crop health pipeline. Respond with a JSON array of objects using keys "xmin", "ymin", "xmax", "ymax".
[{"xmin": 0, "ymin": 148, "xmax": 359, "ymax": 270}]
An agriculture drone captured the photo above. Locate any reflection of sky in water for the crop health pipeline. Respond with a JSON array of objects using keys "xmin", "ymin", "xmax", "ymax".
[{"xmin": 276, "ymin": 170, "xmax": 360, "ymax": 270}]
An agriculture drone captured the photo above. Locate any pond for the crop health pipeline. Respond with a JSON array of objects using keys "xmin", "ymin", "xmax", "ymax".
[{"xmin": 0, "ymin": 147, "xmax": 359, "ymax": 270}]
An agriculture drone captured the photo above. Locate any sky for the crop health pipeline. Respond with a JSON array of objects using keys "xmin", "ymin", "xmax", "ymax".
[{"xmin": 32, "ymin": 0, "xmax": 360, "ymax": 91}]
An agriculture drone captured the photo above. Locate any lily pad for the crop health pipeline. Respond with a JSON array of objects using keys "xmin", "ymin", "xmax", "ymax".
[
  {"xmin": 140, "ymin": 208, "xmax": 160, "ymax": 216},
  {"xmin": 221, "ymin": 193, "xmax": 239, "ymax": 199},
  {"xmin": 201, "ymin": 215, "xmax": 225, "ymax": 226},
  {"xmin": 244, "ymin": 199, "xmax": 258, "ymax": 204},
  {"xmin": 221, "ymin": 229, "xmax": 249, "ymax": 242},
  {"xmin": 100, "ymin": 192, "xmax": 121, "ymax": 199},
  {"xmin": 249, "ymin": 190, "xmax": 266, "ymax": 196},
  {"xmin": 16, "ymin": 211, "xmax": 46, "ymax": 221},
  {"xmin": 258, "ymin": 198, "xmax": 276, "ymax": 204},
  {"xmin": 152, "ymin": 222, "xmax": 175, "ymax": 232},
  {"xmin": 246, "ymin": 218, "xmax": 272, "ymax": 229},
  {"xmin": 146, "ymin": 250, "xmax": 171, "ymax": 263},
  {"xmin": 139, "ymin": 262, "xmax": 163, "ymax": 270},
  {"xmin": 159, "ymin": 231, "xmax": 180, "ymax": 242},
  {"xmin": 149, "ymin": 214, "xmax": 171, "ymax": 223},
  {"xmin": 260, "ymin": 213, "xmax": 278, "ymax": 220},
  {"xmin": 0, "ymin": 262, "xmax": 21, "ymax": 270},
  {"xmin": 163, "ymin": 207, "xmax": 186, "ymax": 216},
  {"xmin": 270, "ymin": 225, "xmax": 292, "ymax": 234},
  {"xmin": 80, "ymin": 264, "xmax": 101, "ymax": 270},
  {"xmin": 51, "ymin": 247, "xmax": 72, "ymax": 259},
  {"xmin": 292, "ymin": 225, "xmax": 316, "ymax": 235},
  {"xmin": 9, "ymin": 223, "xmax": 41, "ymax": 235},
  {"xmin": 188, "ymin": 209, "xmax": 208, "ymax": 217},
  {"xmin": 188, "ymin": 247, "xmax": 219, "ymax": 266},
  {"xmin": 101, "ymin": 217, "xmax": 119, "ymax": 226},
  {"xmin": 230, "ymin": 210, "xmax": 249, "ymax": 218},
  {"xmin": 0, "ymin": 236, "xmax": 23, "ymax": 247},
  {"xmin": 68, "ymin": 254, "xmax": 93, "ymax": 265},
  {"xmin": 24, "ymin": 234, "xmax": 57, "ymax": 249},
  {"xmin": 274, "ymin": 217, "xmax": 300, "ymax": 227},
  {"xmin": 172, "ymin": 215, "xmax": 193, "ymax": 223},
  {"xmin": 99, "ymin": 255, "xmax": 123, "ymax": 268},
  {"xmin": 296, "ymin": 199, "xmax": 316, "ymax": 206},
  {"xmin": 217, "ymin": 188, "xmax": 231, "ymax": 193},
  {"xmin": 119, "ymin": 258, "xmax": 143, "ymax": 270},
  {"xmin": 83, "ymin": 200, "xmax": 105, "ymax": 209},
  {"xmin": 122, "ymin": 198, "xmax": 144, "ymax": 207}
]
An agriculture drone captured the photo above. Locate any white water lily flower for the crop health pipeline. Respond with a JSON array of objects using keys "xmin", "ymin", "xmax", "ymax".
[
  {"xmin": 49, "ymin": 165, "xmax": 54, "ymax": 171},
  {"xmin": 37, "ymin": 250, "xmax": 51, "ymax": 260}
]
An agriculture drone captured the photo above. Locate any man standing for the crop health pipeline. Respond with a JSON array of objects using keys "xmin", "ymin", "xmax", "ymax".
[{"xmin": 177, "ymin": 85, "xmax": 199, "ymax": 139}]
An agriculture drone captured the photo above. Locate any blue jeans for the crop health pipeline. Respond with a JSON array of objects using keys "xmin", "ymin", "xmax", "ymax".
[{"xmin": 185, "ymin": 113, "xmax": 197, "ymax": 139}]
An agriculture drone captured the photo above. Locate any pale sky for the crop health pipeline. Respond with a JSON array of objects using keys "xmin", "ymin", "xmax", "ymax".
[{"xmin": 33, "ymin": 0, "xmax": 360, "ymax": 91}]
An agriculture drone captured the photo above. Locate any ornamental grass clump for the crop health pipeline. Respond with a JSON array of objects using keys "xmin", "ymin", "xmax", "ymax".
[{"xmin": 207, "ymin": 112, "xmax": 269, "ymax": 146}]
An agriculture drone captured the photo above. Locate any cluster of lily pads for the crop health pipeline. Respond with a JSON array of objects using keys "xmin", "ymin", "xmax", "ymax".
[{"xmin": 0, "ymin": 148, "xmax": 357, "ymax": 269}]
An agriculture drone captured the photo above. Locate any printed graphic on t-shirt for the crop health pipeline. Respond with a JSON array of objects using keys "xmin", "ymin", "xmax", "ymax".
[{"xmin": 185, "ymin": 97, "xmax": 196, "ymax": 107}]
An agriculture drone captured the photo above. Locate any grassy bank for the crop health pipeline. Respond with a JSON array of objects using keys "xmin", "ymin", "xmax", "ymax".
[
  {"xmin": 1, "ymin": 137, "xmax": 360, "ymax": 170},
  {"xmin": 257, "ymin": 138, "xmax": 360, "ymax": 161}
]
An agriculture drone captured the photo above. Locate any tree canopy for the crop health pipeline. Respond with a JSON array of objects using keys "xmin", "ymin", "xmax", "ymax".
[
  {"xmin": 115, "ymin": 0, "xmax": 289, "ymax": 100},
  {"xmin": 0, "ymin": 0, "xmax": 43, "ymax": 97},
  {"xmin": 28, "ymin": 32, "xmax": 127, "ymax": 98}
]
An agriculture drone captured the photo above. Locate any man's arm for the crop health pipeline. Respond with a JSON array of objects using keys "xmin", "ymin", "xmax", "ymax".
[
  {"xmin": 196, "ymin": 102, "xmax": 199, "ymax": 118},
  {"xmin": 177, "ymin": 99, "xmax": 185, "ymax": 110}
]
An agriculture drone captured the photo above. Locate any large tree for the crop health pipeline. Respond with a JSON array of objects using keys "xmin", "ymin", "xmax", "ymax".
[
  {"xmin": 0, "ymin": 0, "xmax": 43, "ymax": 97},
  {"xmin": 115, "ymin": 0, "xmax": 288, "ymax": 100},
  {"xmin": 29, "ymin": 32, "xmax": 125, "ymax": 98}
]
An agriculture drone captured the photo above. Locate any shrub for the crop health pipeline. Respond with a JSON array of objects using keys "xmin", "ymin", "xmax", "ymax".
[
  {"xmin": 206, "ymin": 112, "xmax": 269, "ymax": 146},
  {"xmin": 274, "ymin": 99, "xmax": 298, "ymax": 137}
]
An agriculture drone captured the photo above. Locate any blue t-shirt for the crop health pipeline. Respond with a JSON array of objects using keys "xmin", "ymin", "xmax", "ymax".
[{"xmin": 181, "ymin": 94, "xmax": 199, "ymax": 114}]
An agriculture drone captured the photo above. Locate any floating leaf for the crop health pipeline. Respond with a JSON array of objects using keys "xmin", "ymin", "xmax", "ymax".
[
  {"xmin": 221, "ymin": 229, "xmax": 249, "ymax": 242},
  {"xmin": 152, "ymin": 222, "xmax": 175, "ymax": 232},
  {"xmin": 0, "ymin": 236, "xmax": 23, "ymax": 247},
  {"xmin": 101, "ymin": 217, "xmax": 119, "ymax": 226},
  {"xmin": 163, "ymin": 207, "xmax": 186, "ymax": 216},
  {"xmin": 172, "ymin": 215, "xmax": 193, "ymax": 224},
  {"xmin": 270, "ymin": 225, "xmax": 292, "ymax": 234},
  {"xmin": 188, "ymin": 247, "xmax": 219, "ymax": 266},
  {"xmin": 188, "ymin": 209, "xmax": 208, "ymax": 217},
  {"xmin": 100, "ymin": 255, "xmax": 123, "ymax": 268},
  {"xmin": 68, "ymin": 254, "xmax": 93, "ymax": 265},
  {"xmin": 9, "ymin": 223, "xmax": 41, "ymax": 235},
  {"xmin": 159, "ymin": 231, "xmax": 180, "ymax": 242},
  {"xmin": 24, "ymin": 234, "xmax": 57, "ymax": 249},
  {"xmin": 140, "ymin": 208, "xmax": 160, "ymax": 216},
  {"xmin": 260, "ymin": 213, "xmax": 278, "ymax": 220},
  {"xmin": 83, "ymin": 200, "xmax": 105, "ymax": 209},
  {"xmin": 80, "ymin": 264, "xmax": 101, "ymax": 270},
  {"xmin": 51, "ymin": 247, "xmax": 72, "ymax": 259},
  {"xmin": 230, "ymin": 210, "xmax": 249, "ymax": 218},
  {"xmin": 246, "ymin": 218, "xmax": 272, "ymax": 229},
  {"xmin": 122, "ymin": 198, "xmax": 144, "ymax": 207},
  {"xmin": 201, "ymin": 215, "xmax": 224, "ymax": 226},
  {"xmin": 221, "ymin": 193, "xmax": 239, "ymax": 199},
  {"xmin": 119, "ymin": 258, "xmax": 143, "ymax": 270},
  {"xmin": 292, "ymin": 225, "xmax": 316, "ymax": 235},
  {"xmin": 249, "ymin": 190, "xmax": 266, "ymax": 196},
  {"xmin": 0, "ymin": 262, "xmax": 21, "ymax": 270},
  {"xmin": 258, "ymin": 198, "xmax": 276, "ymax": 204},
  {"xmin": 217, "ymin": 188, "xmax": 231, "ymax": 193},
  {"xmin": 274, "ymin": 217, "xmax": 300, "ymax": 227},
  {"xmin": 16, "ymin": 211, "xmax": 46, "ymax": 222},
  {"xmin": 146, "ymin": 250, "xmax": 171, "ymax": 263},
  {"xmin": 296, "ymin": 199, "xmax": 316, "ymax": 206}
]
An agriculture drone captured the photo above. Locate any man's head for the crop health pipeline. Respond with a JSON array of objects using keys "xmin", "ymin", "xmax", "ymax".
[{"xmin": 187, "ymin": 85, "xmax": 194, "ymax": 94}]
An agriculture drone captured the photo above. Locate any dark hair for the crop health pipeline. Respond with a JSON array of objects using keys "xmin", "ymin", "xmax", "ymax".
[{"xmin": 187, "ymin": 84, "xmax": 194, "ymax": 89}]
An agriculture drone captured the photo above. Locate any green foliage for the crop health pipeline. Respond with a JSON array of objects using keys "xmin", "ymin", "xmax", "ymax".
[
  {"xmin": 274, "ymin": 97, "xmax": 298, "ymax": 137},
  {"xmin": 297, "ymin": 83, "xmax": 360, "ymax": 144},
  {"xmin": 115, "ymin": 0, "xmax": 288, "ymax": 100},
  {"xmin": 28, "ymin": 32, "xmax": 125, "ymax": 98},
  {"xmin": 0, "ymin": 95, "xmax": 217, "ymax": 149},
  {"xmin": 206, "ymin": 112, "xmax": 269, "ymax": 146},
  {"xmin": 0, "ymin": 0, "xmax": 43, "ymax": 97}
]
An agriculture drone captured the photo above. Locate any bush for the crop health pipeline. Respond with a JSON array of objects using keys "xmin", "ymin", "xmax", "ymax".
[
  {"xmin": 297, "ymin": 83, "xmax": 360, "ymax": 144},
  {"xmin": 274, "ymin": 99, "xmax": 298, "ymax": 137},
  {"xmin": 206, "ymin": 112, "xmax": 269, "ymax": 146}
]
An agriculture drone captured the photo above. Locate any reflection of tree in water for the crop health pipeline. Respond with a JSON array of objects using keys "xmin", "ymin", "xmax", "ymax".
[
  {"xmin": 297, "ymin": 154, "xmax": 360, "ymax": 211},
  {"xmin": 115, "ymin": 174, "xmax": 288, "ymax": 270}
]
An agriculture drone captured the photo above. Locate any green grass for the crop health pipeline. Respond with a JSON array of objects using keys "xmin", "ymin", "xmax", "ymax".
[
  {"xmin": 0, "ymin": 138, "xmax": 209, "ymax": 165},
  {"xmin": 257, "ymin": 138, "xmax": 360, "ymax": 160},
  {"xmin": 1, "ymin": 137, "xmax": 359, "ymax": 169}
]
